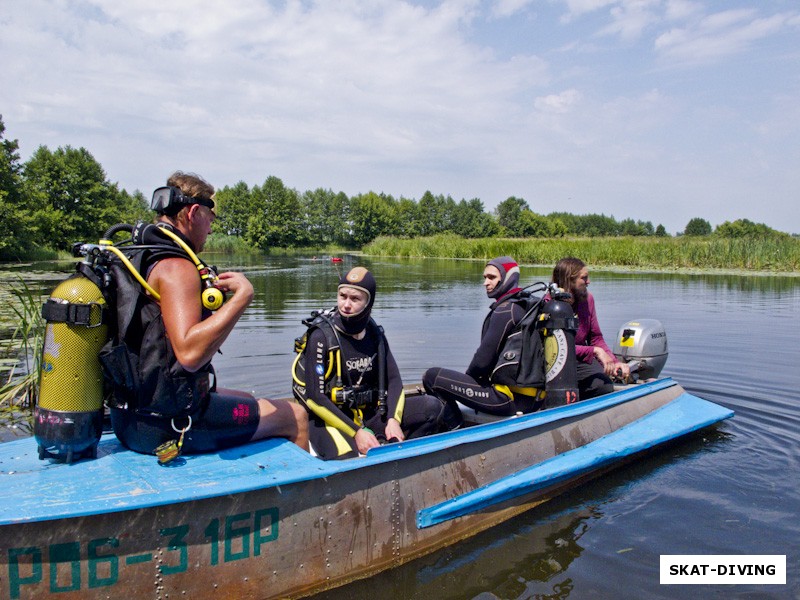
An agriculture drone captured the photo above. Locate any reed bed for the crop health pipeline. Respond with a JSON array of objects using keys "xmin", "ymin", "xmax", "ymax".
[
  {"xmin": 364, "ymin": 234, "xmax": 800, "ymax": 273},
  {"xmin": 0, "ymin": 281, "xmax": 44, "ymax": 433}
]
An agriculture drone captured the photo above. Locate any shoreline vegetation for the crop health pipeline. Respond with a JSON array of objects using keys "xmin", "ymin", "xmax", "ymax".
[
  {"xmin": 2, "ymin": 233, "xmax": 797, "ymax": 275},
  {"xmin": 1, "ymin": 235, "xmax": 798, "ymax": 434},
  {"xmin": 361, "ymin": 234, "xmax": 800, "ymax": 275}
]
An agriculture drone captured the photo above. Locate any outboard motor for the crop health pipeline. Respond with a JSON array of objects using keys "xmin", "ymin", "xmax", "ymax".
[
  {"xmin": 613, "ymin": 318, "xmax": 668, "ymax": 380},
  {"xmin": 537, "ymin": 291, "xmax": 579, "ymax": 407}
]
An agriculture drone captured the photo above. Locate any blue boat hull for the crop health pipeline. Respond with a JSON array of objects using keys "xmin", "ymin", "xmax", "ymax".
[{"xmin": 0, "ymin": 378, "xmax": 732, "ymax": 599}]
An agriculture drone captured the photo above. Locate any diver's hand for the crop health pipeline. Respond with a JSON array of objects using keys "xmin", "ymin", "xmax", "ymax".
[
  {"xmin": 384, "ymin": 418, "xmax": 405, "ymax": 443},
  {"xmin": 355, "ymin": 427, "xmax": 380, "ymax": 455},
  {"xmin": 215, "ymin": 272, "xmax": 254, "ymax": 305},
  {"xmin": 593, "ymin": 347, "xmax": 618, "ymax": 376},
  {"xmin": 614, "ymin": 361, "xmax": 631, "ymax": 380}
]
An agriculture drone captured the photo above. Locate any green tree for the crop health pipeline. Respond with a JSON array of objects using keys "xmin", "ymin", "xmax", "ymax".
[
  {"xmin": 0, "ymin": 116, "xmax": 35, "ymax": 259},
  {"xmin": 417, "ymin": 191, "xmax": 456, "ymax": 236},
  {"xmin": 655, "ymin": 224, "xmax": 668, "ymax": 237},
  {"xmin": 246, "ymin": 176, "xmax": 305, "ymax": 249},
  {"xmin": 580, "ymin": 213, "xmax": 620, "ymax": 236},
  {"xmin": 300, "ymin": 188, "xmax": 350, "ymax": 246},
  {"xmin": 452, "ymin": 198, "xmax": 498, "ymax": 238},
  {"xmin": 214, "ymin": 181, "xmax": 252, "ymax": 237},
  {"xmin": 550, "ymin": 217, "xmax": 569, "ymax": 237},
  {"xmin": 714, "ymin": 218, "xmax": 786, "ymax": 239},
  {"xmin": 517, "ymin": 211, "xmax": 552, "ymax": 237},
  {"xmin": 683, "ymin": 217, "xmax": 712, "ymax": 236},
  {"xmin": 394, "ymin": 197, "xmax": 422, "ymax": 238},
  {"xmin": 547, "ymin": 212, "xmax": 579, "ymax": 235},
  {"xmin": 619, "ymin": 218, "xmax": 654, "ymax": 236},
  {"xmin": 349, "ymin": 192, "xmax": 398, "ymax": 246},
  {"xmin": 495, "ymin": 196, "xmax": 529, "ymax": 236},
  {"xmin": 22, "ymin": 145, "xmax": 124, "ymax": 249}
]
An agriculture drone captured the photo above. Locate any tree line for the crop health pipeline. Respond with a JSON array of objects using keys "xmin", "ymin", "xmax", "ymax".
[{"xmin": 0, "ymin": 115, "xmax": 788, "ymax": 260}]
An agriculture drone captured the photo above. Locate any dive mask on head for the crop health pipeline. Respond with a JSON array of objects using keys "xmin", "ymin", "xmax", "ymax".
[{"xmin": 151, "ymin": 186, "xmax": 215, "ymax": 215}]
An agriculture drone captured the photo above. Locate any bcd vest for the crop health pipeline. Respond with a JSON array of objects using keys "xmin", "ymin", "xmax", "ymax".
[
  {"xmin": 488, "ymin": 291, "xmax": 548, "ymax": 391},
  {"xmin": 291, "ymin": 308, "xmax": 388, "ymax": 414},
  {"xmin": 99, "ymin": 228, "xmax": 214, "ymax": 419}
]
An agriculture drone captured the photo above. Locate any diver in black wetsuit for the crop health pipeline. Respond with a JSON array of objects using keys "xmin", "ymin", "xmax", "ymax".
[
  {"xmin": 423, "ymin": 256, "xmax": 546, "ymax": 427},
  {"xmin": 297, "ymin": 267, "xmax": 444, "ymax": 460}
]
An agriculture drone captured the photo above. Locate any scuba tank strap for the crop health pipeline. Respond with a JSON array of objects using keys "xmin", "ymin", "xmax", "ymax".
[
  {"xmin": 40, "ymin": 261, "xmax": 109, "ymax": 327},
  {"xmin": 41, "ymin": 298, "xmax": 105, "ymax": 328}
]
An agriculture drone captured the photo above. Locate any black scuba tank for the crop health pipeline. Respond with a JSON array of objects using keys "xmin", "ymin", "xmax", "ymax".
[{"xmin": 537, "ymin": 293, "xmax": 579, "ymax": 408}]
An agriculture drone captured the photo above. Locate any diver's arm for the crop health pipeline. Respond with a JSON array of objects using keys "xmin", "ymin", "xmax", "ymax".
[
  {"xmin": 383, "ymin": 342, "xmax": 405, "ymax": 442},
  {"xmin": 151, "ymin": 258, "xmax": 253, "ymax": 372},
  {"xmin": 466, "ymin": 302, "xmax": 517, "ymax": 381}
]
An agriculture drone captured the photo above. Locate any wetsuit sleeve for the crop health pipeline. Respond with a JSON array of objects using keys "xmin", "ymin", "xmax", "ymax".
[
  {"xmin": 466, "ymin": 301, "xmax": 520, "ymax": 384},
  {"xmin": 303, "ymin": 327, "xmax": 360, "ymax": 438},
  {"xmin": 383, "ymin": 340, "xmax": 405, "ymax": 423}
]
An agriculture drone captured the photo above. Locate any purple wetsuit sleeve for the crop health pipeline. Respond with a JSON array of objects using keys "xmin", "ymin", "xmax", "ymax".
[{"xmin": 574, "ymin": 293, "xmax": 615, "ymax": 364}]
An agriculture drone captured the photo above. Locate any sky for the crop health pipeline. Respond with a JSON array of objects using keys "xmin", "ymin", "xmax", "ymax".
[{"xmin": 2, "ymin": 0, "xmax": 799, "ymax": 235}]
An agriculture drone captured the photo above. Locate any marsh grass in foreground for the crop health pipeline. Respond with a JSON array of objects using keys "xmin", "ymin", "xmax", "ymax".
[
  {"xmin": 0, "ymin": 280, "xmax": 45, "ymax": 433},
  {"xmin": 364, "ymin": 234, "xmax": 800, "ymax": 273}
]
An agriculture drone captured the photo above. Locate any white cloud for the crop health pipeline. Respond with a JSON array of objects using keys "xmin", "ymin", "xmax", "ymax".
[
  {"xmin": 490, "ymin": 0, "xmax": 535, "ymax": 19},
  {"xmin": 560, "ymin": 0, "xmax": 618, "ymax": 20},
  {"xmin": 534, "ymin": 89, "xmax": 581, "ymax": 113},
  {"xmin": 597, "ymin": 0, "xmax": 661, "ymax": 40},
  {"xmin": 1, "ymin": 0, "xmax": 798, "ymax": 233},
  {"xmin": 654, "ymin": 9, "xmax": 798, "ymax": 64}
]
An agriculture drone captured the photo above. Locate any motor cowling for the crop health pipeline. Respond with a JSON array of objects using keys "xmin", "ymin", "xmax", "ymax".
[
  {"xmin": 612, "ymin": 318, "xmax": 668, "ymax": 380},
  {"xmin": 35, "ymin": 271, "xmax": 108, "ymax": 463},
  {"xmin": 538, "ymin": 295, "xmax": 579, "ymax": 407}
]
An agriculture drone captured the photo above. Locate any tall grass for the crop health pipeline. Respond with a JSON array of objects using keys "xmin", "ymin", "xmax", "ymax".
[
  {"xmin": 364, "ymin": 234, "xmax": 800, "ymax": 272},
  {"xmin": 0, "ymin": 280, "xmax": 44, "ymax": 433}
]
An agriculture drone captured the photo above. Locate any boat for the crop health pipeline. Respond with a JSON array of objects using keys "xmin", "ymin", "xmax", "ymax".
[{"xmin": 0, "ymin": 377, "xmax": 732, "ymax": 600}]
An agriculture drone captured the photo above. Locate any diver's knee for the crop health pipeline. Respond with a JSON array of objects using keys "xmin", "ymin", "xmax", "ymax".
[{"xmin": 422, "ymin": 367, "xmax": 441, "ymax": 391}]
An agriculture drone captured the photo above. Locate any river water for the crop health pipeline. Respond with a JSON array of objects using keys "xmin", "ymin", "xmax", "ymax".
[{"xmin": 2, "ymin": 255, "xmax": 799, "ymax": 599}]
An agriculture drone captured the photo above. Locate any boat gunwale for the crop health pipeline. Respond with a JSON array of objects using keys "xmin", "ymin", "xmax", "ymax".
[{"xmin": 0, "ymin": 378, "xmax": 704, "ymax": 526}]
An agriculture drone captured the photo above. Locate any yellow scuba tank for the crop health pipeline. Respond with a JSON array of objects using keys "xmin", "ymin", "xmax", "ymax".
[{"xmin": 35, "ymin": 262, "xmax": 108, "ymax": 463}]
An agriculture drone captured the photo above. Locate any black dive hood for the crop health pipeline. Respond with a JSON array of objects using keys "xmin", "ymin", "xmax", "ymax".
[{"xmin": 335, "ymin": 267, "xmax": 377, "ymax": 336}]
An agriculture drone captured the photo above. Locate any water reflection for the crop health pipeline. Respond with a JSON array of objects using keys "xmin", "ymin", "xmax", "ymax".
[
  {"xmin": 2, "ymin": 254, "xmax": 800, "ymax": 597},
  {"xmin": 311, "ymin": 503, "xmax": 601, "ymax": 600}
]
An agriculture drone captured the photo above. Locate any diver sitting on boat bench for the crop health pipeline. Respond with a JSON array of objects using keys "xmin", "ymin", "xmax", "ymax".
[
  {"xmin": 105, "ymin": 171, "xmax": 309, "ymax": 457},
  {"xmin": 423, "ymin": 256, "xmax": 546, "ymax": 427},
  {"xmin": 292, "ymin": 267, "xmax": 445, "ymax": 459},
  {"xmin": 550, "ymin": 257, "xmax": 630, "ymax": 399}
]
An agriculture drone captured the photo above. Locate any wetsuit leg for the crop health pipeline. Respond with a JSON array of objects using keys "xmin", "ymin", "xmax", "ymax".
[
  {"xmin": 422, "ymin": 367, "xmax": 517, "ymax": 417},
  {"xmin": 110, "ymin": 390, "xmax": 260, "ymax": 455},
  {"xmin": 308, "ymin": 413, "xmax": 359, "ymax": 460},
  {"xmin": 399, "ymin": 393, "xmax": 446, "ymax": 439},
  {"xmin": 576, "ymin": 361, "xmax": 614, "ymax": 400}
]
